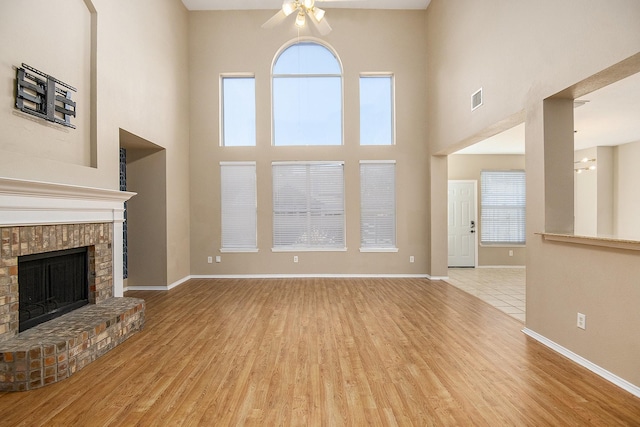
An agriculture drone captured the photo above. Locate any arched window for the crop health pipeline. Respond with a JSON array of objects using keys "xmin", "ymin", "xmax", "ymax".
[{"xmin": 272, "ymin": 41, "xmax": 342, "ymax": 146}]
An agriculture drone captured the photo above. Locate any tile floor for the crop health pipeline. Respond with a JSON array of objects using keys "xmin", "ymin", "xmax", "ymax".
[{"xmin": 445, "ymin": 267, "xmax": 526, "ymax": 322}]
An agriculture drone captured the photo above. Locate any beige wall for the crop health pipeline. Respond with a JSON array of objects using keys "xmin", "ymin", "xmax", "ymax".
[
  {"xmin": 574, "ymin": 147, "xmax": 599, "ymax": 236},
  {"xmin": 614, "ymin": 140, "xmax": 640, "ymax": 240},
  {"xmin": 575, "ymin": 141, "xmax": 640, "ymax": 240},
  {"xmin": 94, "ymin": 0, "xmax": 191, "ymax": 286},
  {"xmin": 188, "ymin": 10, "xmax": 429, "ymax": 276},
  {"xmin": 574, "ymin": 146, "xmax": 614, "ymax": 237},
  {"xmin": 127, "ymin": 148, "xmax": 168, "ymax": 287},
  {"xmin": 0, "ymin": 0, "xmax": 191, "ymax": 287},
  {"xmin": 448, "ymin": 154, "xmax": 526, "ymax": 266},
  {"xmin": 427, "ymin": 0, "xmax": 640, "ymax": 387},
  {"xmin": 0, "ymin": 0, "xmax": 93, "ymax": 180}
]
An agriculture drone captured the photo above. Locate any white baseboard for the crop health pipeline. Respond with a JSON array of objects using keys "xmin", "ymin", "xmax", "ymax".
[
  {"xmin": 191, "ymin": 273, "xmax": 433, "ymax": 280},
  {"xmin": 126, "ymin": 285, "xmax": 171, "ymax": 291},
  {"xmin": 167, "ymin": 275, "xmax": 191, "ymax": 290},
  {"xmin": 125, "ymin": 274, "xmax": 438, "ymax": 292},
  {"xmin": 126, "ymin": 275, "xmax": 191, "ymax": 292},
  {"xmin": 522, "ymin": 328, "xmax": 640, "ymax": 398},
  {"xmin": 476, "ymin": 265, "xmax": 526, "ymax": 269}
]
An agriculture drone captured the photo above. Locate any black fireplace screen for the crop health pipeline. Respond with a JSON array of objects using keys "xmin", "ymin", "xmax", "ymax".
[{"xmin": 18, "ymin": 247, "xmax": 89, "ymax": 332}]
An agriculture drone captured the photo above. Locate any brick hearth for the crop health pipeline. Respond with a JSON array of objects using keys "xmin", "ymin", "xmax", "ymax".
[{"xmin": 0, "ymin": 297, "xmax": 144, "ymax": 391}]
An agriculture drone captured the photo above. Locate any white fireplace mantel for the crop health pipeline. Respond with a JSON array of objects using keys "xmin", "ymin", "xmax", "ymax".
[{"xmin": 0, "ymin": 177, "xmax": 136, "ymax": 297}]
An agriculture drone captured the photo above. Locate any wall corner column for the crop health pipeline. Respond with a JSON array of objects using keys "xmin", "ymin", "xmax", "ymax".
[
  {"xmin": 429, "ymin": 155, "xmax": 449, "ymax": 278},
  {"xmin": 543, "ymin": 98, "xmax": 575, "ymax": 234}
]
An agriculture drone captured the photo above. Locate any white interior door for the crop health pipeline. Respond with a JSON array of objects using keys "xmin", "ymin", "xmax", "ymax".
[{"xmin": 448, "ymin": 181, "xmax": 477, "ymax": 267}]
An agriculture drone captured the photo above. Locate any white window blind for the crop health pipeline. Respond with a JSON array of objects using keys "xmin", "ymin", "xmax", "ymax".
[
  {"xmin": 220, "ymin": 162, "xmax": 257, "ymax": 251},
  {"xmin": 360, "ymin": 161, "xmax": 397, "ymax": 250},
  {"xmin": 480, "ymin": 170, "xmax": 526, "ymax": 245},
  {"xmin": 272, "ymin": 162, "xmax": 345, "ymax": 250}
]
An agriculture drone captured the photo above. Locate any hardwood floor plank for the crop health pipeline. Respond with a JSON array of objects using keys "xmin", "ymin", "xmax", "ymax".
[{"xmin": 1, "ymin": 277, "xmax": 639, "ymax": 426}]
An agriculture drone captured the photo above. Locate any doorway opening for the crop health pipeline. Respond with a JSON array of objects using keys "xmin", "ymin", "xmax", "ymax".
[{"xmin": 446, "ymin": 122, "xmax": 526, "ymax": 322}]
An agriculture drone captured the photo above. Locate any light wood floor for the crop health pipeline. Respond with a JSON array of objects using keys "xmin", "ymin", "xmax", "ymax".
[{"xmin": 1, "ymin": 278, "xmax": 638, "ymax": 426}]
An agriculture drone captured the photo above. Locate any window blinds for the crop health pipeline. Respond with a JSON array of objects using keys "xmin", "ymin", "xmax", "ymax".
[
  {"xmin": 272, "ymin": 162, "xmax": 345, "ymax": 250},
  {"xmin": 360, "ymin": 161, "xmax": 396, "ymax": 249},
  {"xmin": 220, "ymin": 162, "xmax": 257, "ymax": 251},
  {"xmin": 480, "ymin": 170, "xmax": 526, "ymax": 245}
]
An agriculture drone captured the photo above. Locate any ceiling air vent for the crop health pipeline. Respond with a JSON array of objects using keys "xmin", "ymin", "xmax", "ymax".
[{"xmin": 471, "ymin": 87, "xmax": 483, "ymax": 111}]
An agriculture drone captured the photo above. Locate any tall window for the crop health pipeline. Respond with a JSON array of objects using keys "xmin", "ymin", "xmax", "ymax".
[
  {"xmin": 360, "ymin": 161, "xmax": 397, "ymax": 250},
  {"xmin": 220, "ymin": 162, "xmax": 258, "ymax": 251},
  {"xmin": 272, "ymin": 162, "xmax": 345, "ymax": 250},
  {"xmin": 272, "ymin": 42, "xmax": 342, "ymax": 146},
  {"xmin": 360, "ymin": 75, "xmax": 394, "ymax": 145},
  {"xmin": 480, "ymin": 170, "xmax": 526, "ymax": 245},
  {"xmin": 221, "ymin": 76, "xmax": 256, "ymax": 146}
]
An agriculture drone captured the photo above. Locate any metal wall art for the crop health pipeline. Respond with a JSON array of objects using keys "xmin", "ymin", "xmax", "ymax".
[{"xmin": 16, "ymin": 63, "xmax": 77, "ymax": 129}]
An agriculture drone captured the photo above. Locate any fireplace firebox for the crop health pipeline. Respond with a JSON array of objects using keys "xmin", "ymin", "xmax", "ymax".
[{"xmin": 18, "ymin": 247, "xmax": 89, "ymax": 332}]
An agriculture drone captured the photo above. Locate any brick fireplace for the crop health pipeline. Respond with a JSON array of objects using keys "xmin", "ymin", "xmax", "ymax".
[{"xmin": 0, "ymin": 177, "xmax": 144, "ymax": 391}]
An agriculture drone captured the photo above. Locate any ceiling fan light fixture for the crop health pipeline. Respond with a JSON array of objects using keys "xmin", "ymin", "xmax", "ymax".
[
  {"xmin": 282, "ymin": 1, "xmax": 297, "ymax": 16},
  {"xmin": 313, "ymin": 7, "xmax": 325, "ymax": 22},
  {"xmin": 264, "ymin": 0, "xmax": 332, "ymax": 35}
]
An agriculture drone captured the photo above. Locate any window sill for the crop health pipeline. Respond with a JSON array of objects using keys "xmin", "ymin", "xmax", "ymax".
[
  {"xmin": 359, "ymin": 248, "xmax": 399, "ymax": 253},
  {"xmin": 537, "ymin": 232, "xmax": 640, "ymax": 251},
  {"xmin": 220, "ymin": 248, "xmax": 259, "ymax": 253}
]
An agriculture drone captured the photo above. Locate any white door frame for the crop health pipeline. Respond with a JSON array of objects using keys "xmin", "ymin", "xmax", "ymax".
[{"xmin": 448, "ymin": 180, "xmax": 479, "ymax": 268}]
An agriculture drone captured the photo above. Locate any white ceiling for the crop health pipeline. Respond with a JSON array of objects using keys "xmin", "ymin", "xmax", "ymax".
[
  {"xmin": 456, "ymin": 71, "xmax": 640, "ymax": 155},
  {"xmin": 181, "ymin": 0, "xmax": 431, "ymax": 10},
  {"xmin": 455, "ymin": 123, "xmax": 526, "ymax": 155}
]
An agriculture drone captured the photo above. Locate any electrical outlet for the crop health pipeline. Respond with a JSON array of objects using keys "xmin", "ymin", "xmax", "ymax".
[
  {"xmin": 215, "ymin": 256, "xmax": 221, "ymax": 263},
  {"xmin": 207, "ymin": 256, "xmax": 213, "ymax": 264},
  {"xmin": 293, "ymin": 255, "xmax": 298, "ymax": 263},
  {"xmin": 577, "ymin": 313, "xmax": 586, "ymax": 330},
  {"xmin": 409, "ymin": 256, "xmax": 415, "ymax": 263},
  {"xmin": 508, "ymin": 250, "xmax": 514, "ymax": 257}
]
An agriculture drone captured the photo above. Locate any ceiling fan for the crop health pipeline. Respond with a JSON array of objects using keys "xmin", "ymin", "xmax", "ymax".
[{"xmin": 262, "ymin": 0, "xmax": 354, "ymax": 35}]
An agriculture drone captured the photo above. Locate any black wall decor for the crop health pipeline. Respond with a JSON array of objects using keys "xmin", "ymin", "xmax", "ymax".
[{"xmin": 16, "ymin": 63, "xmax": 77, "ymax": 128}]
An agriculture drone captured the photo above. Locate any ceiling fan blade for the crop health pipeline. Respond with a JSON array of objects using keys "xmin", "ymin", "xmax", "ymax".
[
  {"xmin": 262, "ymin": 10, "xmax": 287, "ymax": 30},
  {"xmin": 309, "ymin": 12, "xmax": 332, "ymax": 35}
]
